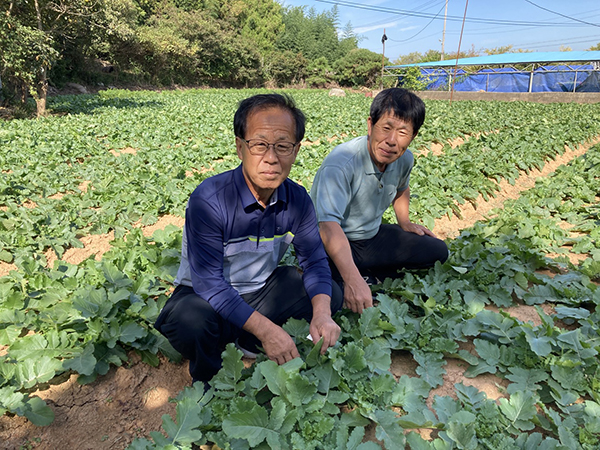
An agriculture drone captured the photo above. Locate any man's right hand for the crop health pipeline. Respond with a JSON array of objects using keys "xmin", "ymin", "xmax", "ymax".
[
  {"xmin": 343, "ymin": 275, "xmax": 373, "ymax": 314},
  {"xmin": 261, "ymin": 325, "xmax": 300, "ymax": 364}
]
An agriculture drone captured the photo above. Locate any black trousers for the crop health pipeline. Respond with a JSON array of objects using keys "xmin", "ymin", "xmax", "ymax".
[
  {"xmin": 331, "ymin": 224, "xmax": 449, "ymax": 282},
  {"xmin": 154, "ymin": 266, "xmax": 343, "ymax": 383}
]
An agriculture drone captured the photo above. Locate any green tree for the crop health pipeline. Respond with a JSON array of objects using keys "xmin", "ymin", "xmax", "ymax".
[
  {"xmin": 305, "ymin": 56, "xmax": 334, "ymax": 87},
  {"xmin": 484, "ymin": 45, "xmax": 531, "ymax": 56},
  {"xmin": 263, "ymin": 50, "xmax": 307, "ymax": 87},
  {"xmin": 396, "ymin": 66, "xmax": 430, "ymax": 91},
  {"xmin": 334, "ymin": 48, "xmax": 385, "ymax": 87},
  {"xmin": 276, "ymin": 6, "xmax": 345, "ymax": 63},
  {"xmin": 133, "ymin": 4, "xmax": 261, "ymax": 85},
  {"xmin": 239, "ymin": 0, "xmax": 284, "ymax": 55},
  {"xmin": 0, "ymin": 13, "xmax": 57, "ymax": 109},
  {"xmin": 338, "ymin": 21, "xmax": 360, "ymax": 59},
  {"xmin": 588, "ymin": 42, "xmax": 600, "ymax": 51},
  {"xmin": 0, "ymin": 0, "xmax": 137, "ymax": 115}
]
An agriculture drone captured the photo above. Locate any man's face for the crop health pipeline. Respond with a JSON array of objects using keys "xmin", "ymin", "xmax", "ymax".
[
  {"xmin": 236, "ymin": 107, "xmax": 299, "ymax": 202},
  {"xmin": 367, "ymin": 111, "xmax": 416, "ymax": 172}
]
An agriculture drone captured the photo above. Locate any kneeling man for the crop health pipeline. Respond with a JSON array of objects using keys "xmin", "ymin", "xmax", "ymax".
[
  {"xmin": 155, "ymin": 93, "xmax": 342, "ymax": 384},
  {"xmin": 310, "ymin": 88, "xmax": 448, "ymax": 314}
]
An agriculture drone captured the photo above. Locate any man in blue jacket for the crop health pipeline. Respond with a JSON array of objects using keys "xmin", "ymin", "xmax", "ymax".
[{"xmin": 155, "ymin": 93, "xmax": 342, "ymax": 385}]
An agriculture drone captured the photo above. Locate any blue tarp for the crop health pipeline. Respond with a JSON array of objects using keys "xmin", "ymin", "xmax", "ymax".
[
  {"xmin": 392, "ymin": 51, "xmax": 600, "ymax": 93},
  {"xmin": 388, "ymin": 51, "xmax": 600, "ymax": 68},
  {"xmin": 401, "ymin": 65, "xmax": 600, "ymax": 93}
]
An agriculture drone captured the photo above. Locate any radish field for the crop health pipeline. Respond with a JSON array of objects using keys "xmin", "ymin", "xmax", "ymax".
[{"xmin": 1, "ymin": 89, "xmax": 600, "ymax": 449}]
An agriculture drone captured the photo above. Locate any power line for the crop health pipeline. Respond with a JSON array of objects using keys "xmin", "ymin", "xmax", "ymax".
[
  {"xmin": 523, "ymin": 0, "xmax": 600, "ymax": 28},
  {"xmin": 356, "ymin": 0, "xmax": 444, "ymax": 29},
  {"xmin": 388, "ymin": 2, "xmax": 446, "ymax": 43},
  {"xmin": 315, "ymin": 0, "xmax": 591, "ymax": 27}
]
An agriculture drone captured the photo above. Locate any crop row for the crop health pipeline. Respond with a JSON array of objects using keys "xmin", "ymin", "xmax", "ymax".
[{"xmin": 2, "ymin": 90, "xmax": 600, "ymax": 266}]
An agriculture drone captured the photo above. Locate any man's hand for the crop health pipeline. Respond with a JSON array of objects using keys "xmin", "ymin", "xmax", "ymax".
[
  {"xmin": 343, "ymin": 275, "xmax": 373, "ymax": 314},
  {"xmin": 244, "ymin": 311, "xmax": 299, "ymax": 365},
  {"xmin": 309, "ymin": 313, "xmax": 341, "ymax": 354},
  {"xmin": 260, "ymin": 325, "xmax": 300, "ymax": 364},
  {"xmin": 399, "ymin": 220, "xmax": 437, "ymax": 238},
  {"xmin": 318, "ymin": 222, "xmax": 373, "ymax": 314}
]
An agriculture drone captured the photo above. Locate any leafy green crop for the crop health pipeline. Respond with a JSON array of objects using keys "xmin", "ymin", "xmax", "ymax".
[{"xmin": 1, "ymin": 89, "xmax": 600, "ymax": 448}]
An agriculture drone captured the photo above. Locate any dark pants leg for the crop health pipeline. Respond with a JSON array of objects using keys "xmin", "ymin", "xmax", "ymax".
[
  {"xmin": 154, "ymin": 266, "xmax": 343, "ymax": 383},
  {"xmin": 330, "ymin": 224, "xmax": 449, "ymax": 282}
]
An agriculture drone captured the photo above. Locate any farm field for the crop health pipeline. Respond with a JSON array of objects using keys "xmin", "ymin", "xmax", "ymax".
[{"xmin": 0, "ymin": 89, "xmax": 599, "ymax": 449}]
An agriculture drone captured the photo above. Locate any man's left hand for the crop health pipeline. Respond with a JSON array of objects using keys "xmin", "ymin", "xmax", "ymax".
[
  {"xmin": 399, "ymin": 221, "xmax": 437, "ymax": 238},
  {"xmin": 309, "ymin": 314, "xmax": 341, "ymax": 354}
]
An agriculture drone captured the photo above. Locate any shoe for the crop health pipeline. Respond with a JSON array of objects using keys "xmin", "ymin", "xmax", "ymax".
[
  {"xmin": 362, "ymin": 275, "xmax": 381, "ymax": 286},
  {"xmin": 235, "ymin": 338, "xmax": 258, "ymax": 359}
]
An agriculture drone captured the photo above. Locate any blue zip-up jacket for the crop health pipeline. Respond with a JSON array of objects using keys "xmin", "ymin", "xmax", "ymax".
[{"xmin": 174, "ymin": 165, "xmax": 332, "ymax": 328}]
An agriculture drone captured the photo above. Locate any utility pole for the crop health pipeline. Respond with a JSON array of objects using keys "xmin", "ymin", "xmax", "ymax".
[
  {"xmin": 381, "ymin": 29, "xmax": 387, "ymax": 90},
  {"xmin": 441, "ymin": 0, "xmax": 448, "ymax": 60}
]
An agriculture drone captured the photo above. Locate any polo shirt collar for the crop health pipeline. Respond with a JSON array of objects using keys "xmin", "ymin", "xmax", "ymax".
[{"xmin": 233, "ymin": 164, "xmax": 287, "ymax": 209}]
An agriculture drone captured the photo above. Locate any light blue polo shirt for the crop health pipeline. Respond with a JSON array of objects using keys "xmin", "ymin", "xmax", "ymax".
[{"xmin": 310, "ymin": 135, "xmax": 413, "ymax": 241}]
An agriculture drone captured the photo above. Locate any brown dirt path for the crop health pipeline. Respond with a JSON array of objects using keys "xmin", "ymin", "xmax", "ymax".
[{"xmin": 433, "ymin": 136, "xmax": 600, "ymax": 241}]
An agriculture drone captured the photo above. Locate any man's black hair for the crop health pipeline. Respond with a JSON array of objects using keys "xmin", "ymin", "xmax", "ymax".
[
  {"xmin": 369, "ymin": 88, "xmax": 426, "ymax": 136},
  {"xmin": 234, "ymin": 93, "xmax": 306, "ymax": 143}
]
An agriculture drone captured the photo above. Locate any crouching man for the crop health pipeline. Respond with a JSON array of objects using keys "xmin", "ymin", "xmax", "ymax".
[
  {"xmin": 310, "ymin": 88, "xmax": 448, "ymax": 314},
  {"xmin": 155, "ymin": 93, "xmax": 342, "ymax": 385}
]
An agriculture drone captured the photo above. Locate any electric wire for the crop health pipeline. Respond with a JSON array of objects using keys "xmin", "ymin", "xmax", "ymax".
[
  {"xmin": 523, "ymin": 0, "xmax": 600, "ymax": 28},
  {"xmin": 388, "ymin": 2, "xmax": 447, "ymax": 43},
  {"xmin": 316, "ymin": 0, "xmax": 589, "ymax": 27}
]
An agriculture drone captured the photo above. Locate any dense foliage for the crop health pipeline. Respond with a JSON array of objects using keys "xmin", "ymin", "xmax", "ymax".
[
  {"xmin": 0, "ymin": 0, "xmax": 376, "ymax": 116},
  {"xmin": 1, "ymin": 90, "xmax": 600, "ymax": 449}
]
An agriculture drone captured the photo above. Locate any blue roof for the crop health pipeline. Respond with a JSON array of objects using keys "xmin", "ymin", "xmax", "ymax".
[{"xmin": 387, "ymin": 51, "xmax": 600, "ymax": 68}]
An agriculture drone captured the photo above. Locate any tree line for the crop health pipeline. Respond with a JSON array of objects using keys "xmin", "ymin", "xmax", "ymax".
[{"xmin": 1, "ymin": 0, "xmax": 389, "ymax": 116}]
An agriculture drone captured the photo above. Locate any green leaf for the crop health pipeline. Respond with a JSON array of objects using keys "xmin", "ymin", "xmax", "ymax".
[
  {"xmin": 446, "ymin": 411, "xmax": 477, "ymax": 449},
  {"xmin": 336, "ymin": 342, "xmax": 367, "ymax": 374},
  {"xmin": 211, "ymin": 343, "xmax": 245, "ymax": 393},
  {"xmin": 0, "ymin": 325, "xmax": 25, "ymax": 346},
  {"xmin": 72, "ymin": 288, "xmax": 112, "ymax": 318},
  {"xmin": 506, "ymin": 367, "xmax": 548, "ymax": 395},
  {"xmin": 23, "ymin": 396, "xmax": 55, "ymax": 426},
  {"xmin": 63, "ymin": 344, "xmax": 97, "ymax": 376},
  {"xmin": 554, "ymin": 306, "xmax": 590, "ymax": 320},
  {"xmin": 16, "ymin": 356, "xmax": 63, "ymax": 388},
  {"xmin": 161, "ymin": 396, "xmax": 204, "ymax": 444},
  {"xmin": 392, "ymin": 375, "xmax": 431, "ymax": 412},
  {"xmin": 475, "ymin": 309, "xmax": 517, "ymax": 343},
  {"xmin": 119, "ymin": 321, "xmax": 147, "ymax": 343},
  {"xmin": 312, "ymin": 362, "xmax": 340, "ymax": 393},
  {"xmin": 363, "ymin": 341, "xmax": 391, "ymax": 372},
  {"xmin": 413, "ymin": 351, "xmax": 446, "ymax": 388},
  {"xmin": 523, "ymin": 328, "xmax": 553, "ymax": 357},
  {"xmin": 102, "ymin": 262, "xmax": 133, "ymax": 288},
  {"xmin": 261, "ymin": 360, "xmax": 288, "ymax": 396},
  {"xmin": 498, "ymin": 390, "xmax": 537, "ymax": 431},
  {"xmin": 454, "ymin": 383, "xmax": 487, "ymax": 408},
  {"xmin": 285, "ymin": 373, "xmax": 317, "ymax": 406},
  {"xmin": 222, "ymin": 405, "xmax": 280, "ymax": 448},
  {"xmin": 523, "ymin": 285, "xmax": 558, "ymax": 305},
  {"xmin": 371, "ymin": 409, "xmax": 405, "ymax": 449}
]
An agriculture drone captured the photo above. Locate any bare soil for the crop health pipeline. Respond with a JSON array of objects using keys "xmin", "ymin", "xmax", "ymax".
[{"xmin": 0, "ymin": 135, "xmax": 597, "ymax": 449}]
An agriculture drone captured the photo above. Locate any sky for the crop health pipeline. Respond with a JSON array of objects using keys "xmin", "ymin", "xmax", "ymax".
[{"xmin": 279, "ymin": 0, "xmax": 600, "ymax": 62}]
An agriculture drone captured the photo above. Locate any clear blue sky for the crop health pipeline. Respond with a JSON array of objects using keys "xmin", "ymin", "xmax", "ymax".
[{"xmin": 279, "ymin": 0, "xmax": 600, "ymax": 62}]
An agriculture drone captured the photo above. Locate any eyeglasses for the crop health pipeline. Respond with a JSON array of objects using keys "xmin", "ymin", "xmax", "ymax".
[{"xmin": 241, "ymin": 138, "xmax": 298, "ymax": 157}]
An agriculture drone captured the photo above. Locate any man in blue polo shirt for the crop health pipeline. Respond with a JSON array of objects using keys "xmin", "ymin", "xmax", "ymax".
[
  {"xmin": 310, "ymin": 88, "xmax": 448, "ymax": 314},
  {"xmin": 155, "ymin": 93, "xmax": 342, "ymax": 385}
]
